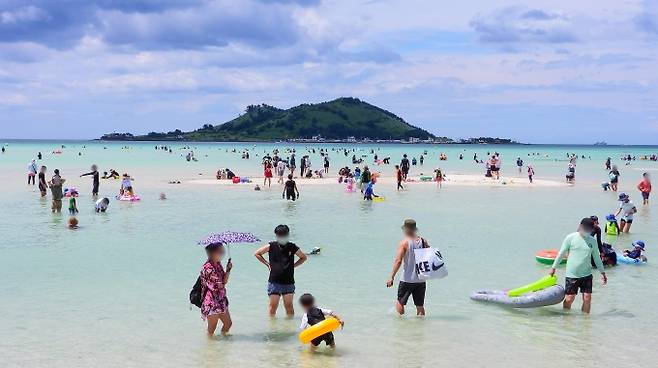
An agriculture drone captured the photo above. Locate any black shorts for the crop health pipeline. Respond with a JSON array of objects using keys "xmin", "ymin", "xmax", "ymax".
[
  {"xmin": 285, "ymin": 191, "xmax": 296, "ymax": 201},
  {"xmin": 311, "ymin": 332, "xmax": 335, "ymax": 347},
  {"xmin": 397, "ymin": 281, "xmax": 426, "ymax": 306},
  {"xmin": 621, "ymin": 218, "xmax": 633, "ymax": 224},
  {"xmin": 641, "ymin": 192, "xmax": 650, "ymax": 200},
  {"xmin": 565, "ymin": 275, "xmax": 593, "ymax": 295}
]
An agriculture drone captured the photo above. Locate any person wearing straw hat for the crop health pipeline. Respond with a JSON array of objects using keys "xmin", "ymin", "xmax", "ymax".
[{"xmin": 386, "ymin": 219, "xmax": 431, "ymax": 316}]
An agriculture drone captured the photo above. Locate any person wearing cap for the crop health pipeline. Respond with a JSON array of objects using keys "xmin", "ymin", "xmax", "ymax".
[
  {"xmin": 623, "ymin": 241, "xmax": 646, "ymax": 260},
  {"xmin": 615, "ymin": 193, "xmax": 637, "ymax": 233},
  {"xmin": 589, "ymin": 215, "xmax": 604, "ymax": 252},
  {"xmin": 386, "ymin": 219, "xmax": 431, "ymax": 316},
  {"xmin": 637, "ymin": 173, "xmax": 651, "ymax": 205},
  {"xmin": 549, "ymin": 218, "xmax": 607, "ymax": 314}
]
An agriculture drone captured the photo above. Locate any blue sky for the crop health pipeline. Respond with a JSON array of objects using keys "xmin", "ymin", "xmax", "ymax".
[{"xmin": 1, "ymin": 0, "xmax": 657, "ymax": 143}]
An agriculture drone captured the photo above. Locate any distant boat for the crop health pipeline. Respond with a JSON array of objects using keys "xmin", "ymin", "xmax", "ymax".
[{"xmin": 594, "ymin": 141, "xmax": 608, "ymax": 146}]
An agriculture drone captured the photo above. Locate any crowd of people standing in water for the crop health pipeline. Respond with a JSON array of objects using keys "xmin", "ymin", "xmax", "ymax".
[{"xmin": 13, "ymin": 144, "xmax": 654, "ymax": 349}]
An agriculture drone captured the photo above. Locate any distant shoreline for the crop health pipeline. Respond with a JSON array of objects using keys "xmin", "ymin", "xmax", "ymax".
[{"xmin": 2, "ymin": 138, "xmax": 658, "ymax": 147}]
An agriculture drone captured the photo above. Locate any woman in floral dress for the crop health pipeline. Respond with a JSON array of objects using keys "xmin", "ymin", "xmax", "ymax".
[{"xmin": 201, "ymin": 243, "xmax": 233, "ymax": 336}]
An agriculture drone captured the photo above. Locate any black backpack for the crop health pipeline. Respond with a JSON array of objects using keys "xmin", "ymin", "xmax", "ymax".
[{"xmin": 189, "ymin": 276, "xmax": 204, "ymax": 308}]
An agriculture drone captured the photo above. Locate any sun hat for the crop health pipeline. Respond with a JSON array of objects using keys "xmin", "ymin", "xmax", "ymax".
[
  {"xmin": 402, "ymin": 219, "xmax": 418, "ymax": 231},
  {"xmin": 618, "ymin": 193, "xmax": 629, "ymax": 201},
  {"xmin": 633, "ymin": 240, "xmax": 645, "ymax": 250}
]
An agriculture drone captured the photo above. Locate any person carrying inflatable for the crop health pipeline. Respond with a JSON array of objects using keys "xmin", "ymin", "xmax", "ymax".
[
  {"xmin": 549, "ymin": 218, "xmax": 607, "ymax": 314},
  {"xmin": 298, "ymin": 293, "xmax": 343, "ymax": 348}
]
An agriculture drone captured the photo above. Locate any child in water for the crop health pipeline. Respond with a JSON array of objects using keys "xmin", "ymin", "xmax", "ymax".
[
  {"xmin": 68, "ymin": 217, "xmax": 79, "ymax": 229},
  {"xmin": 299, "ymin": 293, "xmax": 343, "ymax": 349},
  {"xmin": 605, "ymin": 214, "xmax": 619, "ymax": 236},
  {"xmin": 363, "ymin": 182, "xmax": 379, "ymax": 200},
  {"xmin": 95, "ymin": 197, "xmax": 110, "ymax": 212},
  {"xmin": 120, "ymin": 173, "xmax": 134, "ymax": 196},
  {"xmin": 527, "ymin": 165, "xmax": 535, "ymax": 183},
  {"xmin": 68, "ymin": 190, "xmax": 79, "ymax": 215},
  {"xmin": 623, "ymin": 241, "xmax": 645, "ymax": 260},
  {"xmin": 345, "ymin": 173, "xmax": 355, "ymax": 192}
]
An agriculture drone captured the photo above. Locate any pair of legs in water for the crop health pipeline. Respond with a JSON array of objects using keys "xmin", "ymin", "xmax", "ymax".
[
  {"xmin": 206, "ymin": 312, "xmax": 232, "ymax": 336},
  {"xmin": 269, "ymin": 293, "xmax": 295, "ymax": 317}
]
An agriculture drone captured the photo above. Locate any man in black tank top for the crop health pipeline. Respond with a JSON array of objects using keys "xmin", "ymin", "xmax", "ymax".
[{"xmin": 255, "ymin": 225, "xmax": 307, "ymax": 316}]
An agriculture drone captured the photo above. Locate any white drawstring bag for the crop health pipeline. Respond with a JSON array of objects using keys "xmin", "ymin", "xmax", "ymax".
[{"xmin": 413, "ymin": 247, "xmax": 448, "ymax": 280}]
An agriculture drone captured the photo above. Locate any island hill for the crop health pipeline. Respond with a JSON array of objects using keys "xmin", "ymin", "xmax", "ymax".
[{"xmin": 101, "ymin": 97, "xmax": 518, "ymax": 144}]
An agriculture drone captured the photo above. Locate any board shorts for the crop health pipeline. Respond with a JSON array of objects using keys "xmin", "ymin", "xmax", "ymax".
[
  {"xmin": 52, "ymin": 199, "xmax": 62, "ymax": 211},
  {"xmin": 311, "ymin": 331, "xmax": 335, "ymax": 347},
  {"xmin": 642, "ymin": 192, "xmax": 650, "ymax": 200},
  {"xmin": 267, "ymin": 282, "xmax": 295, "ymax": 296},
  {"xmin": 397, "ymin": 281, "xmax": 426, "ymax": 306},
  {"xmin": 565, "ymin": 275, "xmax": 593, "ymax": 295},
  {"xmin": 285, "ymin": 191, "xmax": 296, "ymax": 201},
  {"xmin": 621, "ymin": 218, "xmax": 633, "ymax": 224}
]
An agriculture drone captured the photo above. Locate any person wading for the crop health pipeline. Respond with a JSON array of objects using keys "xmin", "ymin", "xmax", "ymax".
[
  {"xmin": 386, "ymin": 219, "xmax": 431, "ymax": 316},
  {"xmin": 549, "ymin": 218, "xmax": 607, "ymax": 314},
  {"xmin": 254, "ymin": 225, "xmax": 307, "ymax": 317}
]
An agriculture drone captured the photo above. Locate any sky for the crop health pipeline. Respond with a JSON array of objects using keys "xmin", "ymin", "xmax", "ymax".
[{"xmin": 1, "ymin": 0, "xmax": 658, "ymax": 144}]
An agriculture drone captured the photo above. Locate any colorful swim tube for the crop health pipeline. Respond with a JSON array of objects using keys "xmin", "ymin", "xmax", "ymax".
[
  {"xmin": 118, "ymin": 195, "xmax": 140, "ymax": 202},
  {"xmin": 535, "ymin": 249, "xmax": 567, "ymax": 265},
  {"xmin": 299, "ymin": 317, "xmax": 341, "ymax": 344}
]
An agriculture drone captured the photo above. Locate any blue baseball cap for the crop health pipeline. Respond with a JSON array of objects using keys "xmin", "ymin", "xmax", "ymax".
[{"xmin": 606, "ymin": 214, "xmax": 616, "ymax": 221}]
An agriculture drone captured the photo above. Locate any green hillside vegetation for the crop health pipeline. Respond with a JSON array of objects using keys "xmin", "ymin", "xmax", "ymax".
[{"xmin": 118, "ymin": 97, "xmax": 435, "ymax": 141}]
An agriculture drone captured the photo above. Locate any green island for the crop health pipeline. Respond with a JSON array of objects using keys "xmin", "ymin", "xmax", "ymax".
[{"xmin": 100, "ymin": 97, "xmax": 518, "ymax": 144}]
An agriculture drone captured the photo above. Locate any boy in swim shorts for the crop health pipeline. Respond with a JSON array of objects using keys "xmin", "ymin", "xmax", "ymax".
[{"xmin": 299, "ymin": 293, "xmax": 343, "ymax": 348}]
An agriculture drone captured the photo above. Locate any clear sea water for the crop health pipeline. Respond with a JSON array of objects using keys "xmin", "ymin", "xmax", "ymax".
[{"xmin": 1, "ymin": 141, "xmax": 657, "ymax": 368}]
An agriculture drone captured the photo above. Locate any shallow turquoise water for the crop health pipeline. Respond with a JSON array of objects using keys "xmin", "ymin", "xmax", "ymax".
[{"xmin": 0, "ymin": 141, "xmax": 657, "ymax": 368}]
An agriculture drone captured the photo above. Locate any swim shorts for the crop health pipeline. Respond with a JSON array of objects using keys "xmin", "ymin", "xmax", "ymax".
[
  {"xmin": 397, "ymin": 281, "xmax": 426, "ymax": 306},
  {"xmin": 621, "ymin": 218, "xmax": 633, "ymax": 224},
  {"xmin": 565, "ymin": 275, "xmax": 593, "ymax": 295},
  {"xmin": 267, "ymin": 282, "xmax": 295, "ymax": 296},
  {"xmin": 311, "ymin": 332, "xmax": 335, "ymax": 347},
  {"xmin": 52, "ymin": 199, "xmax": 62, "ymax": 211},
  {"xmin": 642, "ymin": 192, "xmax": 650, "ymax": 200}
]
